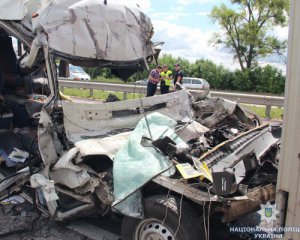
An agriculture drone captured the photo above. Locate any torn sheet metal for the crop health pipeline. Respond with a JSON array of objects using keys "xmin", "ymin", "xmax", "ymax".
[
  {"xmin": 0, "ymin": 0, "xmax": 27, "ymax": 20},
  {"xmin": 193, "ymin": 97, "xmax": 253, "ymax": 128},
  {"xmin": 62, "ymin": 90, "xmax": 194, "ymax": 143},
  {"xmin": 0, "ymin": 0, "xmax": 51, "ymax": 21},
  {"xmin": 38, "ymin": 110, "xmax": 59, "ymax": 166},
  {"xmin": 52, "ymin": 147, "xmax": 80, "ymax": 172},
  {"xmin": 50, "ymin": 148, "xmax": 99, "ymax": 192},
  {"xmin": 30, "ymin": 174, "xmax": 58, "ymax": 202},
  {"xmin": 75, "ymin": 132, "xmax": 131, "ymax": 159},
  {"xmin": 32, "ymin": 0, "xmax": 154, "ymax": 61},
  {"xmin": 112, "ymin": 112, "xmax": 189, "ymax": 218},
  {"xmin": 176, "ymin": 121, "xmax": 209, "ymax": 142},
  {"xmin": 51, "ymin": 169, "xmax": 90, "ymax": 190}
]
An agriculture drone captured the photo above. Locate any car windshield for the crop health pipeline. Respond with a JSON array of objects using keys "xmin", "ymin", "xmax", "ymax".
[{"xmin": 70, "ymin": 65, "xmax": 85, "ymax": 73}]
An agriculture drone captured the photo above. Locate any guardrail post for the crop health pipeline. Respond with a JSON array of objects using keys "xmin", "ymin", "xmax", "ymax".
[
  {"xmin": 89, "ymin": 88, "xmax": 93, "ymax": 98},
  {"xmin": 123, "ymin": 92, "xmax": 128, "ymax": 100},
  {"xmin": 265, "ymin": 105, "xmax": 271, "ymax": 118}
]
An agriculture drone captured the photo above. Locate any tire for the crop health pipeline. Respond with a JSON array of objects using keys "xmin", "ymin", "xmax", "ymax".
[
  {"xmin": 121, "ymin": 195, "xmax": 205, "ymax": 240},
  {"xmin": 243, "ymin": 108, "xmax": 263, "ymax": 126}
]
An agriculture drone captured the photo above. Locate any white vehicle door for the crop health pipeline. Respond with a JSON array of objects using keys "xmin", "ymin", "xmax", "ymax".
[
  {"xmin": 182, "ymin": 78, "xmax": 192, "ymax": 88},
  {"xmin": 192, "ymin": 79, "xmax": 204, "ymax": 89}
]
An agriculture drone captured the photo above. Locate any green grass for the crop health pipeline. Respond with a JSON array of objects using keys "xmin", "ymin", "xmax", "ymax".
[{"xmin": 242, "ymin": 104, "xmax": 283, "ymax": 119}]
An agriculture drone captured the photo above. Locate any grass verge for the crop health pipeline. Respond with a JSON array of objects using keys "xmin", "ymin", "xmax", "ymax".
[{"xmin": 242, "ymin": 104, "xmax": 283, "ymax": 119}]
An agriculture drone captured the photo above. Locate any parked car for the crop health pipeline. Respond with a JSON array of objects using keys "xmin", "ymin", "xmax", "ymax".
[
  {"xmin": 134, "ymin": 78, "xmax": 148, "ymax": 85},
  {"xmin": 69, "ymin": 64, "xmax": 91, "ymax": 81},
  {"xmin": 182, "ymin": 77, "xmax": 210, "ymax": 90}
]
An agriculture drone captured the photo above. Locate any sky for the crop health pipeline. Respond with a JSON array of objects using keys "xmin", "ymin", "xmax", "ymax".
[{"xmin": 112, "ymin": 0, "xmax": 289, "ymax": 73}]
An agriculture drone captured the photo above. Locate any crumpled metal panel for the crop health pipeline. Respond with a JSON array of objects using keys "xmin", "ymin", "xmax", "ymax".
[
  {"xmin": 193, "ymin": 97, "xmax": 252, "ymax": 128},
  {"xmin": 52, "ymin": 147, "xmax": 80, "ymax": 172},
  {"xmin": 51, "ymin": 168, "xmax": 91, "ymax": 190},
  {"xmin": 0, "ymin": 0, "xmax": 27, "ymax": 20},
  {"xmin": 75, "ymin": 132, "xmax": 131, "ymax": 159},
  {"xmin": 32, "ymin": 0, "xmax": 154, "ymax": 61},
  {"xmin": 38, "ymin": 110, "xmax": 59, "ymax": 166},
  {"xmin": 62, "ymin": 90, "xmax": 194, "ymax": 143},
  {"xmin": 30, "ymin": 173, "xmax": 59, "ymax": 202},
  {"xmin": 177, "ymin": 121, "xmax": 209, "ymax": 142}
]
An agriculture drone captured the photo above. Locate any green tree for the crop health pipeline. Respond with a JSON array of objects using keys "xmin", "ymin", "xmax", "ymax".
[
  {"xmin": 253, "ymin": 65, "xmax": 285, "ymax": 94},
  {"xmin": 158, "ymin": 54, "xmax": 191, "ymax": 75},
  {"xmin": 210, "ymin": 0, "xmax": 289, "ymax": 71}
]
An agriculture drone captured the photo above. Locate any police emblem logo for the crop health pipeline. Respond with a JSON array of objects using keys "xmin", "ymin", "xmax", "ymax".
[
  {"xmin": 258, "ymin": 201, "xmax": 279, "ymax": 223},
  {"xmin": 265, "ymin": 207, "xmax": 273, "ymax": 218}
]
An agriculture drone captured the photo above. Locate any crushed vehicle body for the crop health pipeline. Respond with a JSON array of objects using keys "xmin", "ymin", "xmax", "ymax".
[{"xmin": 0, "ymin": 1, "xmax": 281, "ymax": 239}]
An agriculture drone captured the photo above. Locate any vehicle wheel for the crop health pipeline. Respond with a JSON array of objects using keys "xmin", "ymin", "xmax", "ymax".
[
  {"xmin": 121, "ymin": 195, "xmax": 205, "ymax": 240},
  {"xmin": 243, "ymin": 108, "xmax": 262, "ymax": 126}
]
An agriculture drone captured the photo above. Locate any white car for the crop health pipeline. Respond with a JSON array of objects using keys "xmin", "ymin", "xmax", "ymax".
[
  {"xmin": 181, "ymin": 77, "xmax": 210, "ymax": 90},
  {"xmin": 69, "ymin": 64, "xmax": 91, "ymax": 81},
  {"xmin": 134, "ymin": 78, "xmax": 148, "ymax": 85}
]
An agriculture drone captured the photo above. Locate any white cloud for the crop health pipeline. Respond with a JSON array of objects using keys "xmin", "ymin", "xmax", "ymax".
[
  {"xmin": 196, "ymin": 11, "xmax": 210, "ymax": 16},
  {"xmin": 150, "ymin": 12, "xmax": 191, "ymax": 21},
  {"xmin": 260, "ymin": 62, "xmax": 287, "ymax": 74},
  {"xmin": 152, "ymin": 19, "xmax": 240, "ymax": 70},
  {"xmin": 169, "ymin": 5, "xmax": 186, "ymax": 12},
  {"xmin": 177, "ymin": 0, "xmax": 215, "ymax": 6}
]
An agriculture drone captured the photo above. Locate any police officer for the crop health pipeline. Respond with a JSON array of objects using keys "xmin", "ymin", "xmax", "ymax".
[
  {"xmin": 173, "ymin": 63, "xmax": 183, "ymax": 90},
  {"xmin": 160, "ymin": 64, "xmax": 173, "ymax": 94}
]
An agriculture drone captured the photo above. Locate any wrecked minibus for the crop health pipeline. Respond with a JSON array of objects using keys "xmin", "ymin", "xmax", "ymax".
[{"xmin": 0, "ymin": 1, "xmax": 281, "ymax": 239}]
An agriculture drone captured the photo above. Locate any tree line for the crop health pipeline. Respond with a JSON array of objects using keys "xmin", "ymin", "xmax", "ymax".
[{"xmin": 85, "ymin": 54, "xmax": 285, "ymax": 95}]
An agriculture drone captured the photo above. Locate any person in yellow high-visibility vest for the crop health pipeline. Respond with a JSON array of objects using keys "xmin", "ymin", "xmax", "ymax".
[{"xmin": 160, "ymin": 64, "xmax": 173, "ymax": 94}]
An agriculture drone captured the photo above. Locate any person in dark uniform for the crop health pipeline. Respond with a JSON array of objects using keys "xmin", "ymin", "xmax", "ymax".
[
  {"xmin": 146, "ymin": 65, "xmax": 162, "ymax": 97},
  {"xmin": 173, "ymin": 63, "xmax": 183, "ymax": 90}
]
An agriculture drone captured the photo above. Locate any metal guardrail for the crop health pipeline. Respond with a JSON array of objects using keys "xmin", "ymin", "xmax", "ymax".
[{"xmin": 58, "ymin": 79, "xmax": 284, "ymax": 118}]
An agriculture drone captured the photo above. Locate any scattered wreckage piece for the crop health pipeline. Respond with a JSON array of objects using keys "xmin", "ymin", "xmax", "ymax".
[{"xmin": 193, "ymin": 97, "xmax": 261, "ymax": 128}]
